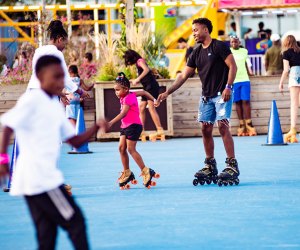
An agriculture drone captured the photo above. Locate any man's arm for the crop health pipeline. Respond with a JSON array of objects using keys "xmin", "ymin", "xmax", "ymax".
[
  {"xmin": 222, "ymin": 54, "xmax": 237, "ymax": 102},
  {"xmin": 157, "ymin": 66, "xmax": 195, "ymax": 102},
  {"xmin": 67, "ymin": 119, "xmax": 107, "ymax": 148}
]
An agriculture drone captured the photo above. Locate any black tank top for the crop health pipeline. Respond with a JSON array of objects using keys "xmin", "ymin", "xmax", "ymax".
[{"xmin": 136, "ymin": 59, "xmax": 159, "ymax": 89}]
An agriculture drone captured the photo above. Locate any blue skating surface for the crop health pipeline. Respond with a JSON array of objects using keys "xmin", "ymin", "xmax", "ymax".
[{"xmin": 1, "ymin": 136, "xmax": 300, "ymax": 250}]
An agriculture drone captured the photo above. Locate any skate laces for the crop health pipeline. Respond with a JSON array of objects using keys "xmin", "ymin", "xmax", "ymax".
[{"xmin": 224, "ymin": 159, "xmax": 238, "ymax": 174}]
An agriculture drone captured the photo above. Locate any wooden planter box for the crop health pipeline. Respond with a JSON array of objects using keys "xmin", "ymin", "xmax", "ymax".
[
  {"xmin": 0, "ymin": 84, "xmax": 97, "ymax": 142},
  {"xmin": 94, "ymin": 80, "xmax": 174, "ymax": 139}
]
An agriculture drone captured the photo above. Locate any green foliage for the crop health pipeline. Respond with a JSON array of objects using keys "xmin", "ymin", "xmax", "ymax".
[
  {"xmin": 95, "ymin": 62, "xmax": 118, "ymax": 82},
  {"xmin": 158, "ymin": 67, "xmax": 170, "ymax": 79}
]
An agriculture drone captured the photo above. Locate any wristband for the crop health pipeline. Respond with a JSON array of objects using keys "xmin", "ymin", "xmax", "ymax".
[
  {"xmin": 0, "ymin": 154, "xmax": 9, "ymax": 165},
  {"xmin": 153, "ymin": 98, "xmax": 157, "ymax": 102},
  {"xmin": 226, "ymin": 84, "xmax": 233, "ymax": 90}
]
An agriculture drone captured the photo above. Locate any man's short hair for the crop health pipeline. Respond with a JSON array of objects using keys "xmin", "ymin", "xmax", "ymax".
[
  {"xmin": 35, "ymin": 55, "xmax": 61, "ymax": 75},
  {"xmin": 192, "ymin": 18, "xmax": 213, "ymax": 34},
  {"xmin": 178, "ymin": 38, "xmax": 187, "ymax": 43}
]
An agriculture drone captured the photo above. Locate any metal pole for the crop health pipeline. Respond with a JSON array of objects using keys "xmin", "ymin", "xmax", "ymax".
[
  {"xmin": 125, "ymin": 0, "xmax": 134, "ymax": 46},
  {"xmin": 94, "ymin": 8, "xmax": 100, "ymax": 61},
  {"xmin": 66, "ymin": 0, "xmax": 72, "ymax": 39}
]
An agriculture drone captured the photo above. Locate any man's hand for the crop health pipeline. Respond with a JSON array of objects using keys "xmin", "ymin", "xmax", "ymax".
[
  {"xmin": 96, "ymin": 119, "xmax": 109, "ymax": 133},
  {"xmin": 157, "ymin": 92, "xmax": 169, "ymax": 103},
  {"xmin": 222, "ymin": 88, "xmax": 232, "ymax": 102},
  {"xmin": 0, "ymin": 164, "xmax": 9, "ymax": 178},
  {"xmin": 154, "ymin": 99, "xmax": 160, "ymax": 108}
]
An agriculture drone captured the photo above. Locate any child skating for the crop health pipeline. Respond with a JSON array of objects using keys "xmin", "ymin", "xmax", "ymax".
[
  {"xmin": 109, "ymin": 72, "xmax": 160, "ymax": 189},
  {"xmin": 0, "ymin": 55, "xmax": 107, "ymax": 250},
  {"xmin": 123, "ymin": 49, "xmax": 165, "ymax": 141}
]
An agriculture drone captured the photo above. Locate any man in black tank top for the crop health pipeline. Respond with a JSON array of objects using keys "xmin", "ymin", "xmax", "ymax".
[{"xmin": 158, "ymin": 18, "xmax": 240, "ymax": 186}]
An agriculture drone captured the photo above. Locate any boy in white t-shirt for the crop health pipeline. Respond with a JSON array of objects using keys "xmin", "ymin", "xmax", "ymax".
[{"xmin": 0, "ymin": 55, "xmax": 106, "ymax": 250}]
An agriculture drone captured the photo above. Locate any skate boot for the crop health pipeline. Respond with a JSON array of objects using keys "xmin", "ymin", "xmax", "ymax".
[
  {"xmin": 149, "ymin": 127, "xmax": 165, "ymax": 142},
  {"xmin": 245, "ymin": 119, "xmax": 257, "ymax": 136},
  {"xmin": 193, "ymin": 158, "xmax": 218, "ymax": 186},
  {"xmin": 64, "ymin": 184, "xmax": 72, "ymax": 196},
  {"xmin": 284, "ymin": 128, "xmax": 298, "ymax": 143},
  {"xmin": 118, "ymin": 169, "xmax": 138, "ymax": 190},
  {"xmin": 237, "ymin": 120, "xmax": 247, "ymax": 136},
  {"xmin": 140, "ymin": 167, "xmax": 160, "ymax": 189},
  {"xmin": 217, "ymin": 158, "xmax": 240, "ymax": 186},
  {"xmin": 140, "ymin": 130, "xmax": 147, "ymax": 142}
]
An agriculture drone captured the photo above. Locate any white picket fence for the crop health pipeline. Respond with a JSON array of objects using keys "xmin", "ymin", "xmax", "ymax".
[{"xmin": 249, "ymin": 54, "xmax": 266, "ymax": 76}]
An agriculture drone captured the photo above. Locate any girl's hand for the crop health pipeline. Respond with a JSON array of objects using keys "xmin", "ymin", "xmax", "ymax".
[
  {"xmin": 131, "ymin": 79, "xmax": 139, "ymax": 86},
  {"xmin": 154, "ymin": 99, "xmax": 160, "ymax": 108},
  {"xmin": 279, "ymin": 83, "xmax": 284, "ymax": 94}
]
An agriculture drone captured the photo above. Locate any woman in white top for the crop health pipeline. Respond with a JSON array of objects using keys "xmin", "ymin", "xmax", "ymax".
[
  {"xmin": 27, "ymin": 20, "xmax": 88, "ymax": 103},
  {"xmin": 279, "ymin": 35, "xmax": 300, "ymax": 143}
]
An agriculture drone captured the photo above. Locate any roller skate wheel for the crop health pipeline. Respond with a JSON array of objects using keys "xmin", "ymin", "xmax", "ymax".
[
  {"xmin": 229, "ymin": 181, "xmax": 234, "ymax": 186},
  {"xmin": 120, "ymin": 186, "xmax": 125, "ymax": 190},
  {"xmin": 199, "ymin": 180, "xmax": 205, "ymax": 185},
  {"xmin": 223, "ymin": 182, "xmax": 228, "ymax": 186},
  {"xmin": 131, "ymin": 179, "xmax": 138, "ymax": 185},
  {"xmin": 213, "ymin": 177, "xmax": 218, "ymax": 184},
  {"xmin": 147, "ymin": 185, "xmax": 151, "ymax": 189},
  {"xmin": 234, "ymin": 179, "xmax": 240, "ymax": 185},
  {"xmin": 154, "ymin": 173, "xmax": 160, "ymax": 178},
  {"xmin": 206, "ymin": 179, "xmax": 212, "ymax": 185},
  {"xmin": 193, "ymin": 179, "xmax": 199, "ymax": 186},
  {"xmin": 125, "ymin": 184, "xmax": 130, "ymax": 189},
  {"xmin": 150, "ymin": 181, "xmax": 156, "ymax": 186},
  {"xmin": 218, "ymin": 180, "xmax": 223, "ymax": 187}
]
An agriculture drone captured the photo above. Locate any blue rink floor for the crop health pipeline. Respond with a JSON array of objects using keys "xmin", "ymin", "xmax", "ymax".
[{"xmin": 1, "ymin": 136, "xmax": 300, "ymax": 250}]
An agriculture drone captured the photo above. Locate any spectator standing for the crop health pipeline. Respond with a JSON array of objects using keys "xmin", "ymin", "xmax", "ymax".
[
  {"xmin": 265, "ymin": 34, "xmax": 283, "ymax": 75},
  {"xmin": 178, "ymin": 37, "xmax": 194, "ymax": 62}
]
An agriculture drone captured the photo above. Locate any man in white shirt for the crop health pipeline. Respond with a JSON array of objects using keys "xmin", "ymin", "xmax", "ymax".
[{"xmin": 0, "ymin": 55, "xmax": 106, "ymax": 250}]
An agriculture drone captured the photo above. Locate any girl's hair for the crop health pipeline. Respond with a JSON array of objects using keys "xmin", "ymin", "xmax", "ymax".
[
  {"xmin": 123, "ymin": 49, "xmax": 142, "ymax": 66},
  {"xmin": 47, "ymin": 20, "xmax": 68, "ymax": 41},
  {"xmin": 115, "ymin": 72, "xmax": 130, "ymax": 88},
  {"xmin": 282, "ymin": 35, "xmax": 300, "ymax": 53},
  {"xmin": 69, "ymin": 65, "xmax": 79, "ymax": 76}
]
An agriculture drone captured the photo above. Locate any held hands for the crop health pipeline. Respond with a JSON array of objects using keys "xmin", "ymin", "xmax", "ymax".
[
  {"xmin": 80, "ymin": 90, "xmax": 90, "ymax": 99},
  {"xmin": 222, "ymin": 89, "xmax": 232, "ymax": 102},
  {"xmin": 157, "ymin": 92, "xmax": 168, "ymax": 104},
  {"xmin": 154, "ymin": 99, "xmax": 160, "ymax": 108}
]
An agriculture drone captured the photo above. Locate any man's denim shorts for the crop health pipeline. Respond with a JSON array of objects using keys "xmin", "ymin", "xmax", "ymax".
[{"xmin": 198, "ymin": 94, "xmax": 233, "ymax": 124}]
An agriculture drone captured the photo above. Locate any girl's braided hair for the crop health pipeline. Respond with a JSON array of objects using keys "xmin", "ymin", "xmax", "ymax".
[
  {"xmin": 115, "ymin": 72, "xmax": 130, "ymax": 88},
  {"xmin": 47, "ymin": 20, "xmax": 67, "ymax": 41}
]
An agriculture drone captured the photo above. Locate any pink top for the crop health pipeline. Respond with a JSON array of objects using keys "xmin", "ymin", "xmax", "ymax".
[{"xmin": 120, "ymin": 92, "xmax": 142, "ymax": 128}]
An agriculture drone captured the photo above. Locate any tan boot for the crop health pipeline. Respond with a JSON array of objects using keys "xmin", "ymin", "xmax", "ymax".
[
  {"xmin": 149, "ymin": 127, "xmax": 165, "ymax": 141},
  {"xmin": 140, "ymin": 167, "xmax": 160, "ymax": 189},
  {"xmin": 140, "ymin": 130, "xmax": 147, "ymax": 142},
  {"xmin": 284, "ymin": 128, "xmax": 298, "ymax": 143},
  {"xmin": 237, "ymin": 120, "xmax": 247, "ymax": 136},
  {"xmin": 245, "ymin": 119, "xmax": 257, "ymax": 136}
]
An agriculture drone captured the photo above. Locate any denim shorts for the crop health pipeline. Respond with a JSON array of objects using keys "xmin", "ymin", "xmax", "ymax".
[
  {"xmin": 198, "ymin": 94, "xmax": 233, "ymax": 123},
  {"xmin": 289, "ymin": 66, "xmax": 300, "ymax": 88},
  {"xmin": 233, "ymin": 81, "xmax": 251, "ymax": 102}
]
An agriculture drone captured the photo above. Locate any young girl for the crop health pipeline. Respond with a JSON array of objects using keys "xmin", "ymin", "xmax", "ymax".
[
  {"xmin": 66, "ymin": 65, "xmax": 94, "ymax": 126},
  {"xmin": 123, "ymin": 49, "xmax": 164, "ymax": 141},
  {"xmin": 109, "ymin": 72, "xmax": 160, "ymax": 189},
  {"xmin": 65, "ymin": 65, "xmax": 82, "ymax": 126}
]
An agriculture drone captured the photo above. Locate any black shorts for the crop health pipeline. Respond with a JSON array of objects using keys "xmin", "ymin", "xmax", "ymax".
[
  {"xmin": 120, "ymin": 124, "xmax": 143, "ymax": 141},
  {"xmin": 141, "ymin": 84, "xmax": 160, "ymax": 102}
]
